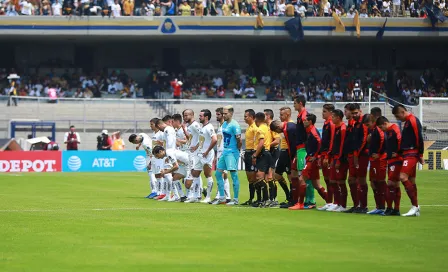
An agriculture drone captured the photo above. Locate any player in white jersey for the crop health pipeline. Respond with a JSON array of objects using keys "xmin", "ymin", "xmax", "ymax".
[
  {"xmin": 150, "ymin": 118, "xmax": 166, "ymax": 200},
  {"xmin": 191, "ymin": 109, "xmax": 217, "ymax": 203},
  {"xmin": 172, "ymin": 113, "xmax": 188, "ymax": 151},
  {"xmin": 153, "ymin": 146, "xmax": 190, "ymax": 202},
  {"xmin": 128, "ymin": 133, "xmax": 157, "ymax": 199},
  {"xmin": 156, "ymin": 118, "xmax": 177, "ymax": 201},
  {"xmin": 182, "ymin": 109, "xmax": 203, "ymax": 202},
  {"xmin": 212, "ymin": 107, "xmax": 231, "ymax": 203}
]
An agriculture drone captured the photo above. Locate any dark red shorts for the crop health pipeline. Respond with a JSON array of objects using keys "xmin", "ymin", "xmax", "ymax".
[
  {"xmin": 387, "ymin": 163, "xmax": 402, "ymax": 182},
  {"xmin": 330, "ymin": 159, "xmax": 348, "ymax": 181},
  {"xmin": 348, "ymin": 155, "xmax": 369, "ymax": 178},
  {"xmin": 369, "ymin": 159, "xmax": 387, "ymax": 181},
  {"xmin": 401, "ymin": 156, "xmax": 418, "ymax": 178},
  {"xmin": 303, "ymin": 160, "xmax": 320, "ymax": 180}
]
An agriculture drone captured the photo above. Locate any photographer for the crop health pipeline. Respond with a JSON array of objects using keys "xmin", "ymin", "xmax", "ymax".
[{"xmin": 98, "ymin": 130, "xmax": 112, "ymax": 151}]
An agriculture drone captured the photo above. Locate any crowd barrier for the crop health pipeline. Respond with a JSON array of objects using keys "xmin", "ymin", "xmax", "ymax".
[{"xmin": 2, "ymin": 150, "xmax": 446, "ymax": 173}]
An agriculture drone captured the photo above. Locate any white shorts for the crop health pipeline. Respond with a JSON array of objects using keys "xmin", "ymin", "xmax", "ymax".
[
  {"xmin": 174, "ymin": 164, "xmax": 189, "ymax": 177},
  {"xmin": 193, "ymin": 151, "xmax": 215, "ymax": 171},
  {"xmin": 153, "ymin": 158, "xmax": 166, "ymax": 175}
]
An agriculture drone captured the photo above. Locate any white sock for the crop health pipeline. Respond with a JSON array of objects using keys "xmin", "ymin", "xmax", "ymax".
[
  {"xmin": 157, "ymin": 178, "xmax": 163, "ymax": 195},
  {"xmin": 192, "ymin": 177, "xmax": 201, "ymax": 199},
  {"xmin": 160, "ymin": 178, "xmax": 166, "ymax": 195},
  {"xmin": 206, "ymin": 177, "xmax": 213, "ymax": 199},
  {"xmin": 164, "ymin": 174, "xmax": 173, "ymax": 197},
  {"xmin": 224, "ymin": 178, "xmax": 231, "ymax": 200},
  {"xmin": 174, "ymin": 180, "xmax": 184, "ymax": 198},
  {"xmin": 149, "ymin": 172, "xmax": 157, "ymax": 193}
]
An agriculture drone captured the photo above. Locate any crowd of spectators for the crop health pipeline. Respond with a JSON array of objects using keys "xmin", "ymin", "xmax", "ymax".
[
  {"xmin": 0, "ymin": 68, "xmax": 143, "ymax": 99},
  {"xmin": 1, "ymin": 0, "xmax": 447, "ymax": 18}
]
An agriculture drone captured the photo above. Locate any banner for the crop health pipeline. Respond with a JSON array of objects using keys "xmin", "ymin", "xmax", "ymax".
[
  {"xmin": 0, "ymin": 151, "xmax": 62, "ymax": 172},
  {"xmin": 62, "ymin": 151, "xmax": 147, "ymax": 172}
]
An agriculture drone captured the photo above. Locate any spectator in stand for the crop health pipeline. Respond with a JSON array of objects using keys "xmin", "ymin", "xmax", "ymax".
[
  {"xmin": 233, "ymin": 84, "xmax": 243, "ymax": 98},
  {"xmin": 244, "ymin": 84, "xmax": 257, "ymax": 98},
  {"xmin": 64, "ymin": 125, "xmax": 81, "ymax": 150},
  {"xmin": 217, "ymin": 86, "xmax": 225, "ymax": 98}
]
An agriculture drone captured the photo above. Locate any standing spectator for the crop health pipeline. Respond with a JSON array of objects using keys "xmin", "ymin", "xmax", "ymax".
[
  {"xmin": 52, "ymin": 1, "xmax": 63, "ymax": 15},
  {"xmin": 6, "ymin": 74, "xmax": 19, "ymax": 107},
  {"xmin": 112, "ymin": 131, "xmax": 125, "ymax": 151},
  {"xmin": 100, "ymin": 130, "xmax": 112, "ymax": 150},
  {"xmin": 64, "ymin": 125, "xmax": 81, "ymax": 150},
  {"xmin": 392, "ymin": 0, "xmax": 400, "ymax": 17},
  {"xmin": 20, "ymin": 0, "xmax": 34, "ymax": 15},
  {"xmin": 111, "ymin": 0, "xmax": 120, "ymax": 17},
  {"xmin": 179, "ymin": 0, "xmax": 191, "ymax": 15},
  {"xmin": 123, "ymin": 0, "xmax": 134, "ymax": 15}
]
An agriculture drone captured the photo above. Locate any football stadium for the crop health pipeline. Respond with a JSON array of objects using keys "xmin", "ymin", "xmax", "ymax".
[{"xmin": 1, "ymin": 5, "xmax": 448, "ymax": 272}]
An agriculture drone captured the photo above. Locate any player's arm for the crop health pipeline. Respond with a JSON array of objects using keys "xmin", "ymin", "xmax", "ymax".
[
  {"xmin": 270, "ymin": 132, "xmax": 280, "ymax": 148},
  {"xmin": 369, "ymin": 129, "xmax": 380, "ymax": 159},
  {"xmin": 354, "ymin": 124, "xmax": 368, "ymax": 157},
  {"xmin": 335, "ymin": 126, "xmax": 346, "ymax": 169},
  {"xmin": 415, "ymin": 117, "xmax": 425, "ymax": 158},
  {"xmin": 76, "ymin": 133, "xmax": 81, "ymax": 143},
  {"xmin": 309, "ymin": 129, "xmax": 321, "ymax": 162},
  {"xmin": 204, "ymin": 132, "xmax": 217, "ymax": 156},
  {"xmin": 287, "ymin": 125, "xmax": 297, "ymax": 158},
  {"xmin": 234, "ymin": 124, "xmax": 242, "ymax": 150},
  {"xmin": 327, "ymin": 123, "xmax": 336, "ymax": 160},
  {"xmin": 164, "ymin": 161, "xmax": 179, "ymax": 174}
]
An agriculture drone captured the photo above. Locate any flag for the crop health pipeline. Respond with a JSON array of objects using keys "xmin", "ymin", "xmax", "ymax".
[
  {"xmin": 376, "ymin": 18, "xmax": 387, "ymax": 40},
  {"xmin": 284, "ymin": 17, "xmax": 304, "ymax": 42},
  {"xmin": 354, "ymin": 11, "xmax": 360, "ymax": 38},
  {"xmin": 255, "ymin": 13, "xmax": 264, "ymax": 30},
  {"xmin": 332, "ymin": 13, "xmax": 345, "ymax": 32},
  {"xmin": 426, "ymin": 5, "xmax": 447, "ymax": 29}
]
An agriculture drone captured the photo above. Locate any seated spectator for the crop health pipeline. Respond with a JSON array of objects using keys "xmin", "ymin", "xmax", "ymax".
[
  {"xmin": 323, "ymin": 88, "xmax": 333, "ymax": 101},
  {"xmin": 334, "ymin": 89, "xmax": 344, "ymax": 101},
  {"xmin": 233, "ymin": 85, "xmax": 243, "ymax": 98},
  {"xmin": 206, "ymin": 87, "xmax": 215, "ymax": 98},
  {"xmin": 217, "ymin": 86, "xmax": 225, "ymax": 98},
  {"xmin": 244, "ymin": 84, "xmax": 257, "ymax": 98},
  {"xmin": 261, "ymin": 74, "xmax": 271, "ymax": 85},
  {"xmin": 179, "ymin": 0, "xmax": 191, "ymax": 16},
  {"xmin": 275, "ymin": 88, "xmax": 285, "ymax": 100}
]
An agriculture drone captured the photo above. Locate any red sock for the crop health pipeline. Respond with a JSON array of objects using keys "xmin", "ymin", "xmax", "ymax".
[
  {"xmin": 317, "ymin": 187, "xmax": 327, "ymax": 201},
  {"xmin": 413, "ymin": 183, "xmax": 418, "ymax": 199},
  {"xmin": 386, "ymin": 185, "xmax": 395, "ymax": 209},
  {"xmin": 394, "ymin": 187, "xmax": 401, "ymax": 210},
  {"xmin": 291, "ymin": 177, "xmax": 299, "ymax": 204},
  {"xmin": 372, "ymin": 181, "xmax": 379, "ymax": 209},
  {"xmin": 349, "ymin": 183, "xmax": 358, "ymax": 207},
  {"xmin": 377, "ymin": 181, "xmax": 387, "ymax": 209},
  {"xmin": 359, "ymin": 184, "xmax": 368, "ymax": 208},
  {"xmin": 325, "ymin": 179, "xmax": 333, "ymax": 203},
  {"xmin": 402, "ymin": 180, "xmax": 418, "ymax": 206},
  {"xmin": 332, "ymin": 183, "xmax": 340, "ymax": 205},
  {"xmin": 298, "ymin": 184, "xmax": 306, "ymax": 204},
  {"xmin": 339, "ymin": 183, "xmax": 348, "ymax": 208}
]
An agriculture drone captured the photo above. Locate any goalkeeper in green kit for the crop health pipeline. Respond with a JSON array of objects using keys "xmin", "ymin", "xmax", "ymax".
[{"xmin": 293, "ymin": 95, "xmax": 316, "ymax": 208}]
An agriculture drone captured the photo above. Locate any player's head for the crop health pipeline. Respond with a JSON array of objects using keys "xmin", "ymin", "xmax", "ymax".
[
  {"xmin": 344, "ymin": 103, "xmax": 353, "ymax": 120},
  {"xmin": 322, "ymin": 104, "xmax": 335, "ymax": 120},
  {"xmin": 70, "ymin": 125, "xmax": 75, "ymax": 133},
  {"xmin": 255, "ymin": 112, "xmax": 265, "ymax": 126},
  {"xmin": 293, "ymin": 95, "xmax": 306, "ymax": 111},
  {"xmin": 332, "ymin": 109, "xmax": 344, "ymax": 124},
  {"xmin": 182, "ymin": 109, "xmax": 194, "ymax": 123},
  {"xmin": 392, "ymin": 104, "xmax": 408, "ymax": 122},
  {"xmin": 199, "ymin": 109, "xmax": 212, "ymax": 124},
  {"xmin": 362, "ymin": 114, "xmax": 376, "ymax": 129},
  {"xmin": 172, "ymin": 114, "xmax": 183, "ymax": 129},
  {"xmin": 162, "ymin": 115, "xmax": 173, "ymax": 126},
  {"xmin": 223, "ymin": 105, "xmax": 234, "ymax": 121},
  {"xmin": 279, "ymin": 106, "xmax": 291, "ymax": 122},
  {"xmin": 150, "ymin": 118, "xmax": 160, "ymax": 131},
  {"xmin": 370, "ymin": 107, "xmax": 382, "ymax": 120},
  {"xmin": 376, "ymin": 116, "xmax": 390, "ymax": 132},
  {"xmin": 152, "ymin": 146, "xmax": 166, "ymax": 159},
  {"xmin": 244, "ymin": 109, "xmax": 256, "ymax": 125},
  {"xmin": 349, "ymin": 103, "xmax": 362, "ymax": 121},
  {"xmin": 270, "ymin": 120, "xmax": 283, "ymax": 133},
  {"xmin": 264, "ymin": 109, "xmax": 274, "ymax": 122},
  {"xmin": 155, "ymin": 119, "xmax": 166, "ymax": 131},
  {"xmin": 304, "ymin": 113, "xmax": 317, "ymax": 128},
  {"xmin": 128, "ymin": 133, "xmax": 141, "ymax": 144},
  {"xmin": 215, "ymin": 107, "xmax": 224, "ymax": 123}
]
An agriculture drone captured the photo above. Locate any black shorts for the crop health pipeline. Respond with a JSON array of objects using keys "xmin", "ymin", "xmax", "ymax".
[
  {"xmin": 244, "ymin": 150, "xmax": 257, "ymax": 172},
  {"xmin": 275, "ymin": 150, "xmax": 291, "ymax": 175},
  {"xmin": 270, "ymin": 148, "xmax": 280, "ymax": 169},
  {"xmin": 256, "ymin": 150, "xmax": 272, "ymax": 174}
]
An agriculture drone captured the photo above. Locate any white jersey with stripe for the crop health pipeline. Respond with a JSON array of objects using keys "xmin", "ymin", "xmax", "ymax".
[
  {"xmin": 176, "ymin": 128, "xmax": 188, "ymax": 151},
  {"xmin": 216, "ymin": 122, "xmax": 224, "ymax": 153},
  {"xmin": 187, "ymin": 120, "xmax": 201, "ymax": 150},
  {"xmin": 139, "ymin": 133, "xmax": 152, "ymax": 157},
  {"xmin": 152, "ymin": 131, "xmax": 164, "ymax": 148},
  {"xmin": 163, "ymin": 126, "xmax": 177, "ymax": 151},
  {"xmin": 199, "ymin": 122, "xmax": 216, "ymax": 153}
]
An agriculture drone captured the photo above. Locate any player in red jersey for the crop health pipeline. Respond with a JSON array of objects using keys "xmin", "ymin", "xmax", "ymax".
[
  {"xmin": 392, "ymin": 105, "xmax": 424, "ymax": 217},
  {"xmin": 325, "ymin": 109, "xmax": 349, "ymax": 212},
  {"xmin": 363, "ymin": 114, "xmax": 388, "ymax": 215},
  {"xmin": 346, "ymin": 103, "xmax": 370, "ymax": 213},
  {"xmin": 377, "ymin": 116, "xmax": 402, "ymax": 216},
  {"xmin": 289, "ymin": 114, "xmax": 328, "ymax": 210},
  {"xmin": 317, "ymin": 104, "xmax": 336, "ymax": 211}
]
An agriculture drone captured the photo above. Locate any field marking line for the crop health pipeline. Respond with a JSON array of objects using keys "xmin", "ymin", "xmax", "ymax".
[{"xmin": 0, "ymin": 205, "xmax": 447, "ymax": 213}]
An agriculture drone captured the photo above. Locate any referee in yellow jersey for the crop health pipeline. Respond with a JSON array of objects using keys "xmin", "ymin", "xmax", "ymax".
[{"xmin": 241, "ymin": 109, "xmax": 259, "ymax": 206}]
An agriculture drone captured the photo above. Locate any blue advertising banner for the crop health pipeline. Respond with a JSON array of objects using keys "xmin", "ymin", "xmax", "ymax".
[{"xmin": 62, "ymin": 151, "xmax": 147, "ymax": 172}]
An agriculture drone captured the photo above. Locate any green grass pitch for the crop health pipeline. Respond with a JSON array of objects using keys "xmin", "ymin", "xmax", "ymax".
[{"xmin": 0, "ymin": 171, "xmax": 447, "ymax": 272}]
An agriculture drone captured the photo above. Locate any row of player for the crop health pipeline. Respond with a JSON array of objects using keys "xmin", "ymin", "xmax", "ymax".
[{"xmin": 128, "ymin": 97, "xmax": 423, "ymax": 216}]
